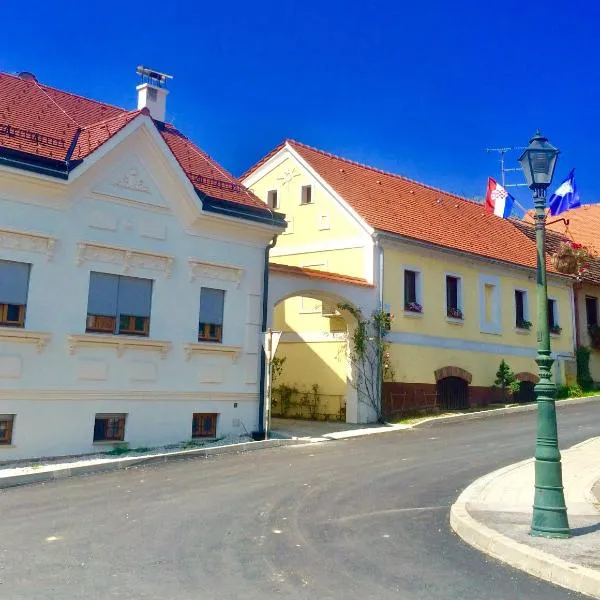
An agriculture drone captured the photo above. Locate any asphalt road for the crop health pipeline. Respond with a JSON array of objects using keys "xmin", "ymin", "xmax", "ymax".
[{"xmin": 2, "ymin": 403, "xmax": 599, "ymax": 600}]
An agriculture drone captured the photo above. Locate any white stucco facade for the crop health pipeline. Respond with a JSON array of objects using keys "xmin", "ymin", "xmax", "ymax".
[{"xmin": 0, "ymin": 116, "xmax": 281, "ymax": 460}]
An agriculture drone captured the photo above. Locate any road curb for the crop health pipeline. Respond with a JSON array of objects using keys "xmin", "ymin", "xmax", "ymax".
[
  {"xmin": 412, "ymin": 394, "xmax": 600, "ymax": 428},
  {"xmin": 450, "ymin": 438, "xmax": 600, "ymax": 599},
  {"xmin": 0, "ymin": 438, "xmax": 307, "ymax": 490}
]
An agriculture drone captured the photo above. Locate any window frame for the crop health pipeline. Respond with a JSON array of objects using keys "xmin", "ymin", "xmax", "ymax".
[
  {"xmin": 0, "ymin": 415, "xmax": 15, "ymax": 445},
  {"xmin": 402, "ymin": 267, "xmax": 423, "ymax": 313},
  {"xmin": 198, "ymin": 287, "xmax": 225, "ymax": 343},
  {"xmin": 548, "ymin": 297, "xmax": 560, "ymax": 333},
  {"xmin": 300, "ymin": 184, "xmax": 313, "ymax": 205},
  {"xmin": 192, "ymin": 413, "xmax": 218, "ymax": 438},
  {"xmin": 444, "ymin": 273, "xmax": 464, "ymax": 320},
  {"xmin": 0, "ymin": 260, "xmax": 31, "ymax": 329},
  {"xmin": 86, "ymin": 273, "xmax": 152, "ymax": 338},
  {"xmin": 93, "ymin": 414, "xmax": 126, "ymax": 443},
  {"xmin": 514, "ymin": 288, "xmax": 531, "ymax": 330},
  {"xmin": 586, "ymin": 296, "xmax": 598, "ymax": 328}
]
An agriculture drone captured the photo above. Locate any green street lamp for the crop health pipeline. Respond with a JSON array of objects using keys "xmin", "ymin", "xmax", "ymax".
[{"xmin": 518, "ymin": 130, "xmax": 570, "ymax": 538}]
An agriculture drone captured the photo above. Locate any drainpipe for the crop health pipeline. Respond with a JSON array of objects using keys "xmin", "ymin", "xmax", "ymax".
[
  {"xmin": 375, "ymin": 235, "xmax": 384, "ymax": 422},
  {"xmin": 258, "ymin": 235, "xmax": 278, "ymax": 434}
]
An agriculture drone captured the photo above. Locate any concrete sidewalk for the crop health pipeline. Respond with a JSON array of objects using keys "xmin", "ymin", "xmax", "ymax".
[{"xmin": 451, "ymin": 437, "xmax": 600, "ymax": 598}]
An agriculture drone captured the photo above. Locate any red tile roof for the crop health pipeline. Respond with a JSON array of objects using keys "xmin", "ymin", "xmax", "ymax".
[
  {"xmin": 246, "ymin": 139, "xmax": 559, "ymax": 273},
  {"xmin": 524, "ymin": 204, "xmax": 600, "ymax": 256},
  {"xmin": 269, "ymin": 262, "xmax": 375, "ymax": 287},
  {"xmin": 0, "ymin": 72, "xmax": 265, "ymax": 210}
]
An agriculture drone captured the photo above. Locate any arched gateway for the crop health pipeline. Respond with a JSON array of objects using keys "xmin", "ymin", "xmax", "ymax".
[{"xmin": 267, "ymin": 264, "xmax": 379, "ymax": 424}]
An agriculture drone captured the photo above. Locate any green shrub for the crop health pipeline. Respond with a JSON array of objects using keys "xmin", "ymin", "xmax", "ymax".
[{"xmin": 555, "ymin": 384, "xmax": 584, "ymax": 399}]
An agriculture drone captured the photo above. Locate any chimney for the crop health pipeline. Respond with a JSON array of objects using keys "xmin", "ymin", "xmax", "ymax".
[{"xmin": 135, "ymin": 65, "xmax": 172, "ymax": 122}]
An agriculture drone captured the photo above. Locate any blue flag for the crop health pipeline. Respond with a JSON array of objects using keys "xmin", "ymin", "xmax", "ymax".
[{"xmin": 548, "ymin": 169, "xmax": 580, "ymax": 216}]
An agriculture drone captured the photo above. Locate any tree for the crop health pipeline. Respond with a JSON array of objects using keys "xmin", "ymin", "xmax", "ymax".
[
  {"xmin": 338, "ymin": 304, "xmax": 394, "ymax": 422},
  {"xmin": 494, "ymin": 359, "xmax": 516, "ymax": 401}
]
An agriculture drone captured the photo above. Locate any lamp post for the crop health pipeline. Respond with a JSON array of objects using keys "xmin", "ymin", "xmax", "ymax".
[{"xmin": 518, "ymin": 130, "xmax": 570, "ymax": 538}]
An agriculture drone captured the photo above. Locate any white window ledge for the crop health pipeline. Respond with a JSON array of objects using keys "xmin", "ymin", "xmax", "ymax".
[
  {"xmin": 183, "ymin": 343, "xmax": 242, "ymax": 362},
  {"xmin": 0, "ymin": 329, "xmax": 51, "ymax": 352},
  {"xmin": 515, "ymin": 328, "xmax": 532, "ymax": 335},
  {"xmin": 445, "ymin": 317, "xmax": 465, "ymax": 326},
  {"xmin": 67, "ymin": 334, "xmax": 171, "ymax": 358},
  {"xmin": 402, "ymin": 310, "xmax": 424, "ymax": 319}
]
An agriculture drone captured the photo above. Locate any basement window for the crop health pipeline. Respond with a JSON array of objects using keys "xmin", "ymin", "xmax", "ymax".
[
  {"xmin": 192, "ymin": 413, "xmax": 218, "ymax": 438},
  {"xmin": 0, "ymin": 415, "xmax": 15, "ymax": 445},
  {"xmin": 93, "ymin": 414, "xmax": 126, "ymax": 442}
]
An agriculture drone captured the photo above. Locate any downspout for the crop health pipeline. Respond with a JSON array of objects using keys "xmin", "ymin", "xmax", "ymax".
[
  {"xmin": 258, "ymin": 235, "xmax": 278, "ymax": 434},
  {"xmin": 375, "ymin": 235, "xmax": 385, "ymax": 422}
]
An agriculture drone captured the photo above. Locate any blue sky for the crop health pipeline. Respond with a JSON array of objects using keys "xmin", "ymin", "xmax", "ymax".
[{"xmin": 1, "ymin": 0, "xmax": 598, "ymax": 210}]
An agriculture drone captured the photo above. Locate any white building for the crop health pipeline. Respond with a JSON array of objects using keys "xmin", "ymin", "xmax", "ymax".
[{"xmin": 0, "ymin": 68, "xmax": 285, "ymax": 460}]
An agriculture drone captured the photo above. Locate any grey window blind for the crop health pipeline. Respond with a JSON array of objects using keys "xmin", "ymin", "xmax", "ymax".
[
  {"xmin": 87, "ymin": 272, "xmax": 119, "ymax": 316},
  {"xmin": 0, "ymin": 260, "xmax": 31, "ymax": 305},
  {"xmin": 200, "ymin": 288, "xmax": 225, "ymax": 324},
  {"xmin": 118, "ymin": 276, "xmax": 152, "ymax": 317}
]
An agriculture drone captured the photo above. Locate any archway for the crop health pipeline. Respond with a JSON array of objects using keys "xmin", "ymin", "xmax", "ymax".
[
  {"xmin": 435, "ymin": 367, "xmax": 472, "ymax": 410},
  {"xmin": 514, "ymin": 372, "xmax": 539, "ymax": 404},
  {"xmin": 267, "ymin": 264, "xmax": 379, "ymax": 424}
]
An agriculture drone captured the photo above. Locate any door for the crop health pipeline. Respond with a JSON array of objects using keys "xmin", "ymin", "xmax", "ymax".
[
  {"xmin": 437, "ymin": 376, "xmax": 469, "ymax": 410},
  {"xmin": 514, "ymin": 380, "xmax": 536, "ymax": 404}
]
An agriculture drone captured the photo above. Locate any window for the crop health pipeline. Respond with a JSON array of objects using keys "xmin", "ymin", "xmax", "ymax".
[
  {"xmin": 0, "ymin": 415, "xmax": 14, "ymax": 445},
  {"xmin": 548, "ymin": 299, "xmax": 560, "ymax": 332},
  {"xmin": 403, "ymin": 269, "xmax": 422, "ymax": 312},
  {"xmin": 86, "ymin": 273, "xmax": 152, "ymax": 336},
  {"xmin": 0, "ymin": 260, "xmax": 30, "ymax": 328},
  {"xmin": 446, "ymin": 275, "xmax": 463, "ymax": 319},
  {"xmin": 301, "ymin": 185, "xmax": 312, "ymax": 205},
  {"xmin": 93, "ymin": 414, "xmax": 126, "ymax": 442},
  {"xmin": 586, "ymin": 296, "xmax": 598, "ymax": 328},
  {"xmin": 514, "ymin": 289, "xmax": 531, "ymax": 329},
  {"xmin": 192, "ymin": 413, "xmax": 218, "ymax": 438},
  {"xmin": 267, "ymin": 189, "xmax": 279, "ymax": 209},
  {"xmin": 199, "ymin": 288, "xmax": 225, "ymax": 343}
]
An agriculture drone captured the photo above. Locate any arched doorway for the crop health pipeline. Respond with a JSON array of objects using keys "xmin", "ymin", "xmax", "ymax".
[
  {"xmin": 437, "ymin": 377, "xmax": 470, "ymax": 410},
  {"xmin": 514, "ymin": 372, "xmax": 539, "ymax": 403},
  {"xmin": 434, "ymin": 366, "xmax": 472, "ymax": 410}
]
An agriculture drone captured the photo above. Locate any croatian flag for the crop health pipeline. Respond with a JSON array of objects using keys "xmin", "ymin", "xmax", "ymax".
[
  {"xmin": 485, "ymin": 178, "xmax": 515, "ymax": 219},
  {"xmin": 549, "ymin": 169, "xmax": 580, "ymax": 216}
]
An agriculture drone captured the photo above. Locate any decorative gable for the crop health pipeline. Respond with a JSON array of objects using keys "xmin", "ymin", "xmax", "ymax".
[{"xmin": 90, "ymin": 156, "xmax": 169, "ymax": 209}]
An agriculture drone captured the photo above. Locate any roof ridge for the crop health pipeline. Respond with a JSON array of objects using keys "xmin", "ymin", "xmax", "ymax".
[
  {"xmin": 286, "ymin": 138, "xmax": 482, "ymax": 207},
  {"xmin": 81, "ymin": 108, "xmax": 142, "ymax": 129}
]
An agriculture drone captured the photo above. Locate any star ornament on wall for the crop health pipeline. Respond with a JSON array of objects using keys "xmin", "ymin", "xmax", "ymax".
[{"xmin": 277, "ymin": 168, "xmax": 301, "ymax": 187}]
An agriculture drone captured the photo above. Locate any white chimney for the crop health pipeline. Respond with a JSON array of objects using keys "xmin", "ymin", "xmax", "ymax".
[{"xmin": 135, "ymin": 65, "xmax": 172, "ymax": 122}]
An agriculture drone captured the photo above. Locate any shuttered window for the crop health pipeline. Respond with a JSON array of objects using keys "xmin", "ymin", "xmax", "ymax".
[
  {"xmin": 87, "ymin": 273, "xmax": 152, "ymax": 336},
  {"xmin": 0, "ymin": 260, "xmax": 30, "ymax": 327},
  {"xmin": 199, "ymin": 288, "xmax": 225, "ymax": 342}
]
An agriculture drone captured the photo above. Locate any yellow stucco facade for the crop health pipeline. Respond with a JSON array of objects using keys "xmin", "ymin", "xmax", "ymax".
[{"xmin": 244, "ymin": 144, "xmax": 577, "ymax": 420}]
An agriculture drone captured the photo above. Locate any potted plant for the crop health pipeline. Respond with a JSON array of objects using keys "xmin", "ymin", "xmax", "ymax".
[
  {"xmin": 516, "ymin": 319, "xmax": 532, "ymax": 330},
  {"xmin": 404, "ymin": 301, "xmax": 423, "ymax": 313},
  {"xmin": 551, "ymin": 240, "xmax": 592, "ymax": 279},
  {"xmin": 447, "ymin": 307, "xmax": 463, "ymax": 319}
]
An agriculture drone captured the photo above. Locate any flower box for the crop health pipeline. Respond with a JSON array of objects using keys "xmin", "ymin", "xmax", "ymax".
[
  {"xmin": 550, "ymin": 325, "xmax": 562, "ymax": 335},
  {"xmin": 404, "ymin": 302, "xmax": 423, "ymax": 313},
  {"xmin": 447, "ymin": 307, "xmax": 463, "ymax": 320},
  {"xmin": 516, "ymin": 320, "xmax": 532, "ymax": 330}
]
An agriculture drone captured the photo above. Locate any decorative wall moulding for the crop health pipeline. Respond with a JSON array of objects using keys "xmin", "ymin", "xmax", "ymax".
[
  {"xmin": 67, "ymin": 334, "xmax": 172, "ymax": 358},
  {"xmin": 183, "ymin": 342, "xmax": 242, "ymax": 362},
  {"xmin": 187, "ymin": 258, "xmax": 244, "ymax": 287},
  {"xmin": 0, "ymin": 329, "xmax": 51, "ymax": 353},
  {"xmin": 76, "ymin": 242, "xmax": 174, "ymax": 277},
  {"xmin": 0, "ymin": 228, "xmax": 56, "ymax": 261}
]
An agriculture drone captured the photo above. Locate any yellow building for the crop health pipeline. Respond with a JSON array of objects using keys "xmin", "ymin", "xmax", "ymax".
[{"xmin": 244, "ymin": 140, "xmax": 576, "ymax": 420}]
